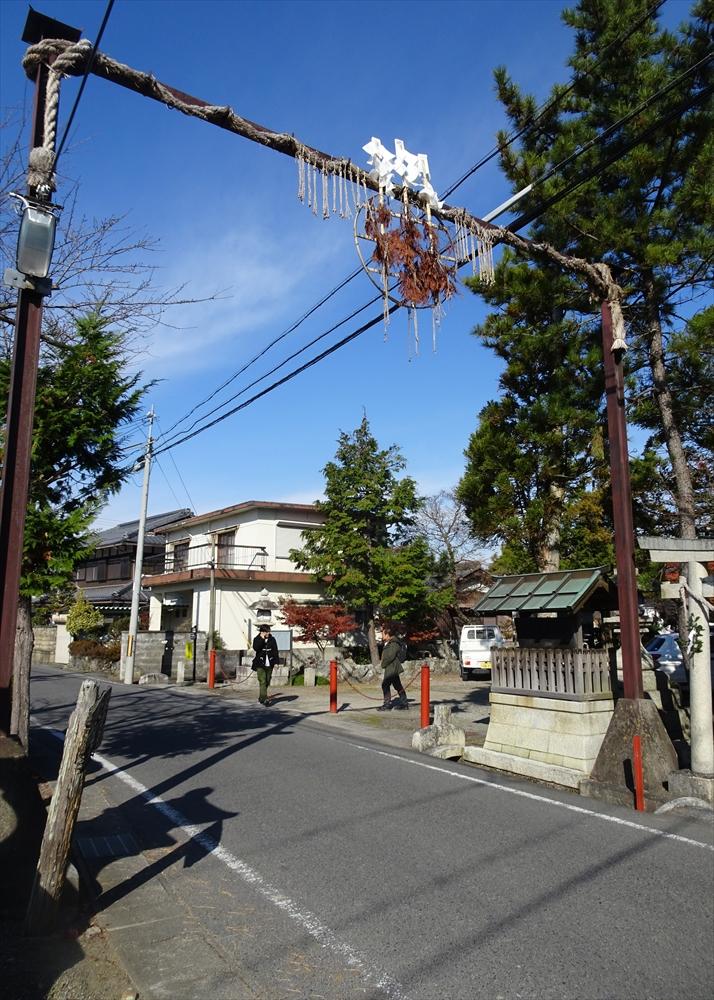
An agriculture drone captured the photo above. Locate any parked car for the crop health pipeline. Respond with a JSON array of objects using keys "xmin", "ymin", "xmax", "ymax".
[
  {"xmin": 459, "ymin": 624, "xmax": 504, "ymax": 681},
  {"xmin": 646, "ymin": 632, "xmax": 686, "ymax": 683}
]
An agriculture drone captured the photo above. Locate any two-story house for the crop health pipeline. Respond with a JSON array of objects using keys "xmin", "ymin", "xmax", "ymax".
[
  {"xmin": 142, "ymin": 500, "xmax": 327, "ymax": 650},
  {"xmin": 74, "ymin": 508, "xmax": 193, "ymax": 619}
]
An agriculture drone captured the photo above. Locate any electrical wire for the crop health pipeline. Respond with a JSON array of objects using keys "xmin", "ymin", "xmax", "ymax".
[
  {"xmin": 440, "ymin": 0, "xmax": 669, "ymax": 200},
  {"xmin": 154, "ymin": 291, "xmax": 383, "ymax": 453},
  {"xmin": 155, "ymin": 417, "xmax": 197, "ymax": 510},
  {"xmin": 155, "ymin": 266, "xmax": 363, "ymax": 444},
  {"xmin": 153, "ymin": 0, "xmax": 672, "ymax": 449},
  {"xmin": 146, "ymin": 80, "xmax": 710, "ymax": 463},
  {"xmin": 53, "ymin": 0, "xmax": 116, "ymax": 170}
]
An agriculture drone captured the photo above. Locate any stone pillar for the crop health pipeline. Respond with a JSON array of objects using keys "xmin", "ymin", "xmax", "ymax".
[{"xmin": 304, "ymin": 665, "xmax": 316, "ymax": 687}]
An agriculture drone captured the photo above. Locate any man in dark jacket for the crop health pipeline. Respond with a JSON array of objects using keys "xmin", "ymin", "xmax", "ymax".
[
  {"xmin": 252, "ymin": 624, "xmax": 279, "ymax": 705},
  {"xmin": 377, "ymin": 626, "xmax": 408, "ymax": 711}
]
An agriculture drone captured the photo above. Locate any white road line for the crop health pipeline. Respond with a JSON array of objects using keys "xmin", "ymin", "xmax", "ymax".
[
  {"xmin": 330, "ymin": 737, "xmax": 714, "ymax": 852},
  {"xmin": 38, "ymin": 723, "xmax": 409, "ymax": 1000}
]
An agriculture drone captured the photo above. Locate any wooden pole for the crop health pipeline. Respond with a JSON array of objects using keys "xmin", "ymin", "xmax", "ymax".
[{"xmin": 25, "ymin": 679, "xmax": 110, "ymax": 935}]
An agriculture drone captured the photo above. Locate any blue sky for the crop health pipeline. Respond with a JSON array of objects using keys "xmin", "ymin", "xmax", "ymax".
[{"xmin": 0, "ymin": 0, "xmax": 693, "ymax": 531}]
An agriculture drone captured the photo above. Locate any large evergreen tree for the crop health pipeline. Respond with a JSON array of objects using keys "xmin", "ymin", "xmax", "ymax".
[
  {"xmin": 292, "ymin": 417, "xmax": 440, "ymax": 664},
  {"xmin": 461, "ymin": 0, "xmax": 712, "ymax": 568},
  {"xmin": 0, "ymin": 312, "xmax": 147, "ymax": 745}
]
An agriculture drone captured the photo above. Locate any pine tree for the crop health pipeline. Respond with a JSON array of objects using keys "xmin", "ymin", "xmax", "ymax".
[{"xmin": 487, "ymin": 0, "xmax": 712, "ymax": 540}]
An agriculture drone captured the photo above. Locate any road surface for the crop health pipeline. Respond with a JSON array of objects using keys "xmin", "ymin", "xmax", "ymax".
[{"xmin": 30, "ymin": 666, "xmax": 714, "ymax": 1000}]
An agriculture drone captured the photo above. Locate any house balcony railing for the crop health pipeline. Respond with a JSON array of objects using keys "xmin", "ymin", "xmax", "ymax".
[
  {"xmin": 151, "ymin": 543, "xmax": 268, "ymax": 575},
  {"xmin": 491, "ymin": 646, "xmax": 611, "ymax": 700}
]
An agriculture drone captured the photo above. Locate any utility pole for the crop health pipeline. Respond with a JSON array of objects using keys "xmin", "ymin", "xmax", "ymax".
[
  {"xmin": 0, "ymin": 11, "xmax": 82, "ymax": 734},
  {"xmin": 123, "ymin": 408, "xmax": 155, "ymax": 685}
]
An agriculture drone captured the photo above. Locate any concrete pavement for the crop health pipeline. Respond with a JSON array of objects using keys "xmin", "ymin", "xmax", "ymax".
[{"xmin": 30, "ymin": 666, "xmax": 714, "ymax": 1000}]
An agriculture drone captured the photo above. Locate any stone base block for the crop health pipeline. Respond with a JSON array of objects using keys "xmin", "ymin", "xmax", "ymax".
[
  {"xmin": 413, "ymin": 705, "xmax": 465, "ymax": 755},
  {"xmin": 463, "ymin": 746, "xmax": 583, "ymax": 789},
  {"xmin": 667, "ymin": 769, "xmax": 714, "ymax": 807},
  {"xmin": 579, "ymin": 698, "xmax": 678, "ymax": 811},
  {"xmin": 482, "ymin": 691, "xmax": 613, "ymax": 773},
  {"xmin": 427, "ymin": 745, "xmax": 465, "ymax": 760}
]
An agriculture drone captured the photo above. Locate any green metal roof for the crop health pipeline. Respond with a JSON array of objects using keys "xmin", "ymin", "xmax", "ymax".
[{"xmin": 473, "ymin": 567, "xmax": 609, "ymax": 616}]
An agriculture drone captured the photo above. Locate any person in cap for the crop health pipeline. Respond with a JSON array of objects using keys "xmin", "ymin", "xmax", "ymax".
[{"xmin": 252, "ymin": 624, "xmax": 279, "ymax": 705}]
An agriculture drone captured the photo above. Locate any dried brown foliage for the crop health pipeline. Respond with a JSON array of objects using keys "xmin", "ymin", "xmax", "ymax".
[{"xmin": 365, "ymin": 201, "xmax": 456, "ymax": 308}]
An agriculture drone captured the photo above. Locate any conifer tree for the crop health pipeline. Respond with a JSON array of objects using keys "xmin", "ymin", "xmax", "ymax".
[
  {"xmin": 291, "ymin": 418, "xmax": 441, "ymax": 664},
  {"xmin": 461, "ymin": 0, "xmax": 712, "ymax": 566}
]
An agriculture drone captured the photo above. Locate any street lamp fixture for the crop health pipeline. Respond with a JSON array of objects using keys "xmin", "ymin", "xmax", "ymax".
[{"xmin": 3, "ymin": 194, "xmax": 59, "ymax": 296}]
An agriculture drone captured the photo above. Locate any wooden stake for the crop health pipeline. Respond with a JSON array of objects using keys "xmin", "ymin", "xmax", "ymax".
[{"xmin": 25, "ymin": 679, "xmax": 110, "ymax": 935}]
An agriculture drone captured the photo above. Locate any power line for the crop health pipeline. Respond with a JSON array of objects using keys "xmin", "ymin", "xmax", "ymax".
[
  {"xmin": 53, "ymin": 0, "xmax": 116, "ymax": 170},
  {"xmin": 155, "ymin": 266, "xmax": 362, "ymax": 444},
  {"xmin": 151, "ymin": 61, "xmax": 709, "ymax": 457},
  {"xmin": 506, "ymin": 78, "xmax": 713, "ymax": 234},
  {"xmin": 152, "ymin": 306, "xmax": 399, "ymax": 458},
  {"xmin": 155, "ymin": 417, "xmax": 197, "ymax": 510},
  {"xmin": 153, "ymin": 0, "xmax": 672, "ymax": 448},
  {"xmin": 154, "ymin": 291, "xmax": 383, "ymax": 453},
  {"xmin": 440, "ymin": 0, "xmax": 669, "ymax": 200},
  {"xmin": 146, "ymin": 81, "xmax": 710, "ymax": 462}
]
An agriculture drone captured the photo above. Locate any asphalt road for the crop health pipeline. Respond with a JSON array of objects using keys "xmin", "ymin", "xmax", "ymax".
[{"xmin": 30, "ymin": 666, "xmax": 714, "ymax": 1000}]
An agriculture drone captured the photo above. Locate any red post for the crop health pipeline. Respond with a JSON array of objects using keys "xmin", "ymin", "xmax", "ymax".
[
  {"xmin": 208, "ymin": 650, "xmax": 216, "ymax": 689},
  {"xmin": 632, "ymin": 734, "xmax": 645, "ymax": 811},
  {"xmin": 420, "ymin": 664, "xmax": 430, "ymax": 728},
  {"xmin": 329, "ymin": 659, "xmax": 337, "ymax": 713}
]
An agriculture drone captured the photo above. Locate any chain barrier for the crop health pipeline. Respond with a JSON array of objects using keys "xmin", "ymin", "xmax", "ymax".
[{"xmin": 336, "ymin": 665, "xmax": 424, "ymax": 701}]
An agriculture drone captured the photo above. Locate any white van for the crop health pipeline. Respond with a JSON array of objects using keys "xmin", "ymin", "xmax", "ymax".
[{"xmin": 459, "ymin": 624, "xmax": 504, "ymax": 680}]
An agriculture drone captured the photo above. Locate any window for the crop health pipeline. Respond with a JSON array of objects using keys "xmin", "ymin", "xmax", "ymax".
[
  {"xmin": 217, "ymin": 530, "xmax": 236, "ymax": 567},
  {"xmin": 85, "ymin": 563, "xmax": 106, "ymax": 582},
  {"xmin": 173, "ymin": 541, "xmax": 189, "ymax": 571},
  {"xmin": 107, "ymin": 560, "xmax": 124, "ymax": 581},
  {"xmin": 275, "ymin": 524, "xmax": 310, "ymax": 560},
  {"xmin": 74, "ymin": 566, "xmax": 86, "ymax": 581}
]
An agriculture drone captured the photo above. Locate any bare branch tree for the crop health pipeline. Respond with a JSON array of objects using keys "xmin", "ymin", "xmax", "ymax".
[{"xmin": 1, "ymin": 114, "xmax": 223, "ymax": 357}]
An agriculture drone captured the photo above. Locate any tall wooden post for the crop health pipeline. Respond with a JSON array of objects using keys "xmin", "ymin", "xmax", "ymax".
[{"xmin": 601, "ymin": 301, "xmax": 643, "ymax": 700}]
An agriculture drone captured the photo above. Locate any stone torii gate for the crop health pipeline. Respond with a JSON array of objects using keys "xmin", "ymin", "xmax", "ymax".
[{"xmin": 639, "ymin": 536, "xmax": 714, "ymax": 807}]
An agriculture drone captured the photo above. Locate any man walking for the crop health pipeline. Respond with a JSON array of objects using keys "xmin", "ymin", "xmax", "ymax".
[{"xmin": 252, "ymin": 624, "xmax": 279, "ymax": 706}]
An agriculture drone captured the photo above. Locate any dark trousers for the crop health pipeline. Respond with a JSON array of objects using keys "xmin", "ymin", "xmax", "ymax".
[
  {"xmin": 257, "ymin": 666, "xmax": 273, "ymax": 702},
  {"xmin": 382, "ymin": 675, "xmax": 405, "ymax": 701}
]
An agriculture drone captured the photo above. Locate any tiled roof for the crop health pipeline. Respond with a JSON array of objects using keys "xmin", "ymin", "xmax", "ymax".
[
  {"xmin": 473, "ymin": 567, "xmax": 611, "ymax": 616},
  {"xmin": 91, "ymin": 509, "xmax": 192, "ymax": 548}
]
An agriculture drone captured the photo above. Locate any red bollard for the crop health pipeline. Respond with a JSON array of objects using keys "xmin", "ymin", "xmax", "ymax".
[
  {"xmin": 329, "ymin": 659, "xmax": 338, "ymax": 713},
  {"xmin": 633, "ymin": 734, "xmax": 645, "ymax": 811},
  {"xmin": 208, "ymin": 649, "xmax": 216, "ymax": 689},
  {"xmin": 420, "ymin": 663, "xmax": 430, "ymax": 728}
]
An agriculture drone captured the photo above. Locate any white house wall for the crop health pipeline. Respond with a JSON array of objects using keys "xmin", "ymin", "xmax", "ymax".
[{"xmin": 162, "ymin": 507, "xmax": 323, "ymax": 573}]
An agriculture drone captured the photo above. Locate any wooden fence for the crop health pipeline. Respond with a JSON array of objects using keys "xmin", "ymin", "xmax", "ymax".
[{"xmin": 491, "ymin": 647, "xmax": 611, "ymax": 700}]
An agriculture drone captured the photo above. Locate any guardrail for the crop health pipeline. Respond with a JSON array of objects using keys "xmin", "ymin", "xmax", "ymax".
[
  {"xmin": 491, "ymin": 646, "xmax": 611, "ymax": 700},
  {"xmin": 154, "ymin": 543, "xmax": 268, "ymax": 574}
]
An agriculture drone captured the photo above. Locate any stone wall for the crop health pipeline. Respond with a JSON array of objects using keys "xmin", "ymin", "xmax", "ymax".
[{"xmin": 120, "ymin": 630, "xmax": 208, "ymax": 681}]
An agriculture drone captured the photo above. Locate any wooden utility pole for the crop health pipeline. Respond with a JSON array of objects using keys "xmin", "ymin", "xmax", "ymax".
[{"xmin": 25, "ymin": 679, "xmax": 110, "ymax": 935}]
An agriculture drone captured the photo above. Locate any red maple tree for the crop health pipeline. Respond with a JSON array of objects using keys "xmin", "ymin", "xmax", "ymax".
[{"xmin": 279, "ymin": 600, "xmax": 357, "ymax": 662}]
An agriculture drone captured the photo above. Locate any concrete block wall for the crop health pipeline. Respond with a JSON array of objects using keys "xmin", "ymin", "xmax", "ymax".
[{"xmin": 483, "ymin": 691, "xmax": 614, "ymax": 772}]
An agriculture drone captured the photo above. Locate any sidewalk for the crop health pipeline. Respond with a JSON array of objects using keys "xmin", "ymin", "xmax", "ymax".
[
  {"xmin": 208, "ymin": 670, "xmax": 492, "ymax": 748},
  {"xmin": 65, "ymin": 670, "xmax": 489, "ymax": 999}
]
